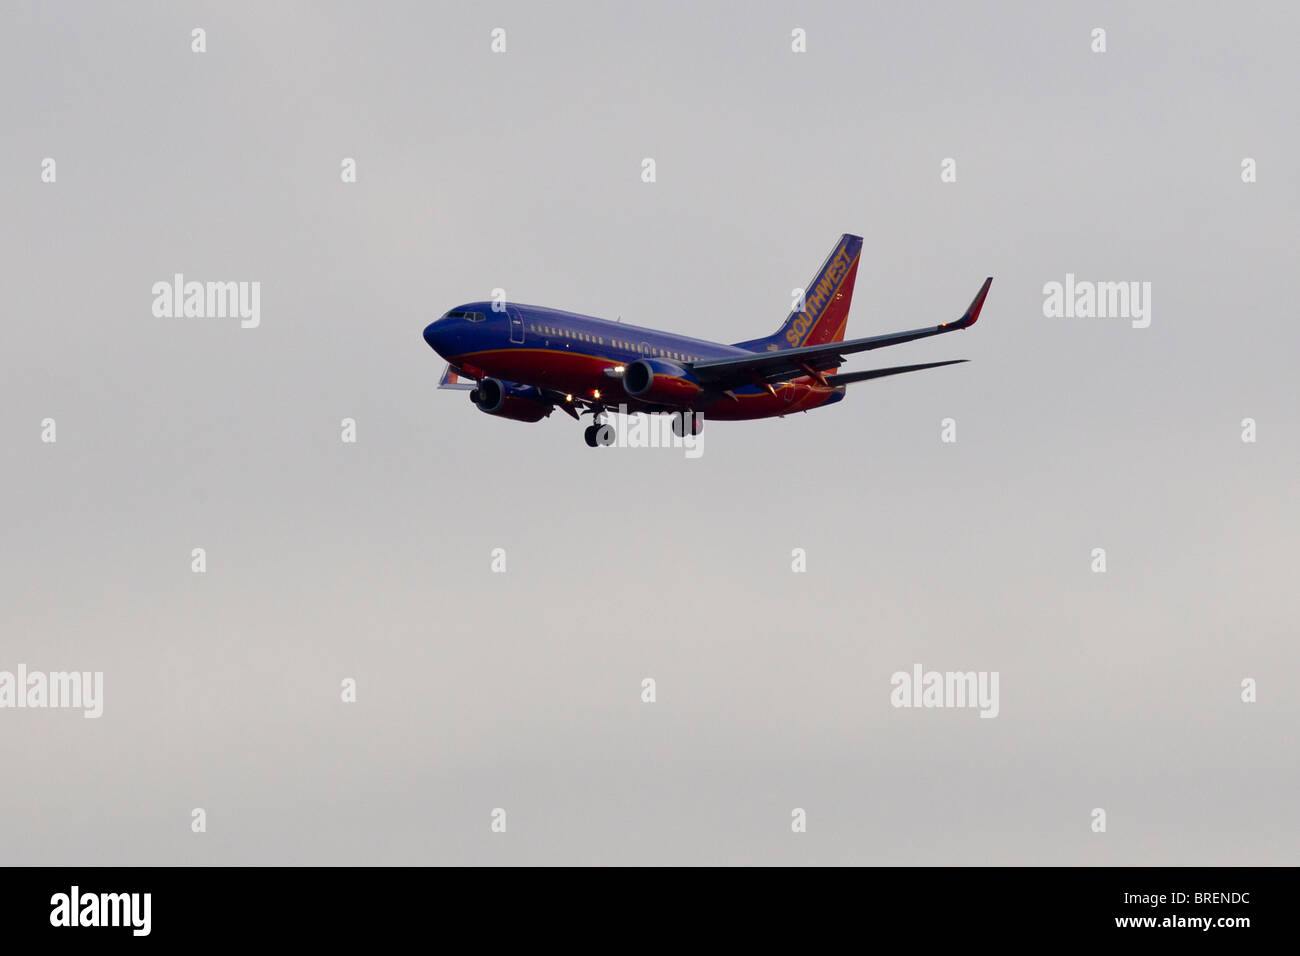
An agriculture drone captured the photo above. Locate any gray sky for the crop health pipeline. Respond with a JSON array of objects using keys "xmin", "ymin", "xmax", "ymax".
[{"xmin": 2, "ymin": 0, "xmax": 1297, "ymax": 864}]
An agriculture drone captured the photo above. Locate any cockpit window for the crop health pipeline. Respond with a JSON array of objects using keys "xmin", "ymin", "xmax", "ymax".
[{"xmin": 442, "ymin": 310, "xmax": 486, "ymax": 322}]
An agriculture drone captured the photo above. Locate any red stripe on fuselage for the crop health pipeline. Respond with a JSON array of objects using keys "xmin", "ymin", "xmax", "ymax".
[{"xmin": 451, "ymin": 348, "xmax": 843, "ymax": 421}]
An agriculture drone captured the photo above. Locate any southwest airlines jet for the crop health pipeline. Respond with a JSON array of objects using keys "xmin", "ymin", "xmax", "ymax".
[{"xmin": 422, "ymin": 234, "xmax": 991, "ymax": 446}]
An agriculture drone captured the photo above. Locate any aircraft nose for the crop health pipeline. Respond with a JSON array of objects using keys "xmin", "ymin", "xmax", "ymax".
[{"xmin": 423, "ymin": 320, "xmax": 448, "ymax": 354}]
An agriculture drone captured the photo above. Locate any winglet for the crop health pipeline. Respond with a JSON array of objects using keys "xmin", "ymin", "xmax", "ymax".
[{"xmin": 943, "ymin": 277, "xmax": 993, "ymax": 330}]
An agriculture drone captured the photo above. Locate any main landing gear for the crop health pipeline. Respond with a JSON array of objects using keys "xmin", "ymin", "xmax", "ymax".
[
  {"xmin": 583, "ymin": 423, "xmax": 612, "ymax": 447},
  {"xmin": 583, "ymin": 410, "xmax": 705, "ymax": 446},
  {"xmin": 669, "ymin": 411, "xmax": 704, "ymax": 437},
  {"xmin": 583, "ymin": 410, "xmax": 615, "ymax": 447}
]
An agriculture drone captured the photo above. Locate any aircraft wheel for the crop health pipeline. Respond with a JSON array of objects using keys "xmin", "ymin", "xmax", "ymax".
[
  {"xmin": 584, "ymin": 425, "xmax": 600, "ymax": 447},
  {"xmin": 597, "ymin": 424, "xmax": 615, "ymax": 446}
]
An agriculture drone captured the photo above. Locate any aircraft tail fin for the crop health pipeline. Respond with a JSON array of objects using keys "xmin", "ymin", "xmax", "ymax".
[{"xmin": 733, "ymin": 234, "xmax": 863, "ymax": 354}]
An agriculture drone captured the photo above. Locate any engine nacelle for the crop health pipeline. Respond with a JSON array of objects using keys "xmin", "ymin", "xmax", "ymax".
[
  {"xmin": 623, "ymin": 358, "xmax": 702, "ymax": 405},
  {"xmin": 470, "ymin": 378, "xmax": 552, "ymax": 422}
]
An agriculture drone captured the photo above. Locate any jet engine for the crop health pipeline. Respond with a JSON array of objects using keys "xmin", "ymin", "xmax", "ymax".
[
  {"xmin": 622, "ymin": 358, "xmax": 702, "ymax": 405},
  {"xmin": 470, "ymin": 378, "xmax": 552, "ymax": 422}
]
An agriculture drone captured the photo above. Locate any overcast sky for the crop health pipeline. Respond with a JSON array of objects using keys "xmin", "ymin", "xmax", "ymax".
[{"xmin": 2, "ymin": 0, "xmax": 1297, "ymax": 864}]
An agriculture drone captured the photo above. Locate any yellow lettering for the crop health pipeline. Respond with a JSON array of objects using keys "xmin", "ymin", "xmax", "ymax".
[
  {"xmin": 785, "ymin": 243, "xmax": 854, "ymax": 347},
  {"xmin": 807, "ymin": 278, "xmax": 833, "ymax": 315}
]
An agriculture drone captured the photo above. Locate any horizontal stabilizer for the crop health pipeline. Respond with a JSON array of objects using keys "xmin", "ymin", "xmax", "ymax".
[
  {"xmin": 825, "ymin": 359, "xmax": 967, "ymax": 386},
  {"xmin": 691, "ymin": 277, "xmax": 991, "ymax": 388}
]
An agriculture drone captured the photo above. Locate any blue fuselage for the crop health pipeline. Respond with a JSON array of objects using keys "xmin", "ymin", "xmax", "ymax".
[{"xmin": 422, "ymin": 302, "xmax": 844, "ymax": 420}]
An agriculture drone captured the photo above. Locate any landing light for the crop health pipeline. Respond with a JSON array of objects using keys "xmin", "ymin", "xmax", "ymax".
[
  {"xmin": 593, "ymin": 390, "xmax": 601, "ymax": 399},
  {"xmin": 565, "ymin": 393, "xmax": 573, "ymax": 402},
  {"xmin": 614, "ymin": 365, "xmax": 625, "ymax": 373}
]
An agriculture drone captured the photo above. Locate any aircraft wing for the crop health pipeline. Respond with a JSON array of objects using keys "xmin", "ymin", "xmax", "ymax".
[
  {"xmin": 538, "ymin": 388, "xmax": 583, "ymax": 420},
  {"xmin": 439, "ymin": 363, "xmax": 586, "ymax": 419},
  {"xmin": 688, "ymin": 277, "xmax": 991, "ymax": 387},
  {"xmin": 437, "ymin": 365, "xmax": 476, "ymax": 390}
]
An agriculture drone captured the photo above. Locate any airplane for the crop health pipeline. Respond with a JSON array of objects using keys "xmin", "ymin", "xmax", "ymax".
[{"xmin": 421, "ymin": 234, "xmax": 991, "ymax": 447}]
